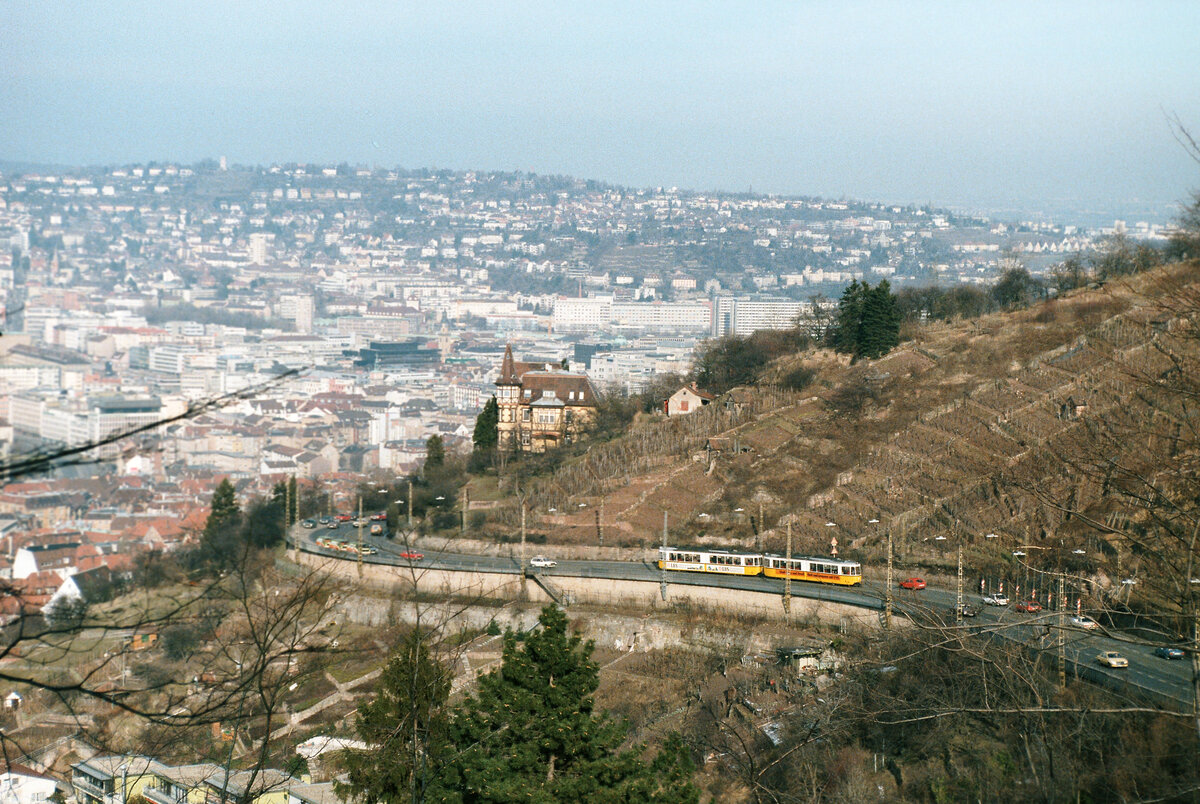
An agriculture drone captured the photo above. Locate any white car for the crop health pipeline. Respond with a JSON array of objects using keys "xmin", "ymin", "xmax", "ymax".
[
  {"xmin": 982, "ymin": 594, "xmax": 1009, "ymax": 606},
  {"xmin": 529, "ymin": 556, "xmax": 557, "ymax": 568},
  {"xmin": 1096, "ymin": 651, "xmax": 1129, "ymax": 668},
  {"xmin": 1070, "ymin": 615, "xmax": 1100, "ymax": 630}
]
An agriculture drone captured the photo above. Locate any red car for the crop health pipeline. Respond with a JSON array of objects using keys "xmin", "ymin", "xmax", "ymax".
[
  {"xmin": 899, "ymin": 578, "xmax": 926, "ymax": 590},
  {"xmin": 370, "ymin": 513, "xmax": 387, "ymax": 521},
  {"xmin": 397, "ymin": 551, "xmax": 424, "ymax": 561},
  {"xmin": 335, "ymin": 514, "xmax": 352, "ymax": 522},
  {"xmin": 1015, "ymin": 600, "xmax": 1042, "ymax": 613}
]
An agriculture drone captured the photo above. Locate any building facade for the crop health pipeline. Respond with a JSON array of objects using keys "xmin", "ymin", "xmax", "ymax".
[{"xmin": 495, "ymin": 345, "xmax": 598, "ymax": 453}]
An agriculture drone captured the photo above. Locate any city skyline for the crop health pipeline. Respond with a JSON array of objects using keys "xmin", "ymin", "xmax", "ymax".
[{"xmin": 3, "ymin": 2, "xmax": 1199, "ymax": 221}]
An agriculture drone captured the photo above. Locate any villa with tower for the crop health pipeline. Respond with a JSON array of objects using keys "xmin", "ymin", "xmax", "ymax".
[{"xmin": 495, "ymin": 345, "xmax": 599, "ymax": 452}]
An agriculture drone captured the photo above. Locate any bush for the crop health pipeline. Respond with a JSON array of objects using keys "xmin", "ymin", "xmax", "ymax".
[{"xmin": 778, "ymin": 365, "xmax": 815, "ymax": 391}]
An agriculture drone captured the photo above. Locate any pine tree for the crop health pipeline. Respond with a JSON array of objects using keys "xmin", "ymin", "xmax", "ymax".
[
  {"xmin": 425, "ymin": 435, "xmax": 446, "ymax": 472},
  {"xmin": 858, "ymin": 280, "xmax": 900, "ymax": 359},
  {"xmin": 472, "ymin": 397, "xmax": 499, "ymax": 452},
  {"xmin": 830, "ymin": 279, "xmax": 866, "ymax": 355},
  {"xmin": 445, "ymin": 606, "xmax": 698, "ymax": 803},
  {"xmin": 338, "ymin": 629, "xmax": 457, "ymax": 804},
  {"xmin": 201, "ymin": 478, "xmax": 242, "ymax": 561}
]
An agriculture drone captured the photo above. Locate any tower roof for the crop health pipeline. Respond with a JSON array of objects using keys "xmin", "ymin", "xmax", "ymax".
[{"xmin": 497, "ymin": 344, "xmax": 520, "ymax": 385}]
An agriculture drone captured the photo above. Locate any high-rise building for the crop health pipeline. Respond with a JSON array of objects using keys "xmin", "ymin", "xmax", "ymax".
[
  {"xmin": 248, "ymin": 233, "xmax": 269, "ymax": 265},
  {"xmin": 278, "ymin": 295, "xmax": 315, "ymax": 334}
]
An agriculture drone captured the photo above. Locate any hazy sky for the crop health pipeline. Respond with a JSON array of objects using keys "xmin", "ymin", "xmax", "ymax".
[{"xmin": 3, "ymin": 1, "xmax": 1199, "ymax": 216}]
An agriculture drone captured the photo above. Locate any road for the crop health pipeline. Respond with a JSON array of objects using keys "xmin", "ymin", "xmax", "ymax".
[{"xmin": 294, "ymin": 523, "xmax": 1194, "ymax": 712}]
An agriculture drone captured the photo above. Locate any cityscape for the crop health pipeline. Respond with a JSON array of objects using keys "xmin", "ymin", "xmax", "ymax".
[{"xmin": 2, "ymin": 2, "xmax": 1200, "ymax": 802}]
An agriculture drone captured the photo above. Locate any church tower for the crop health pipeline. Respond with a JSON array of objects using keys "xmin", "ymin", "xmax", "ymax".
[{"xmin": 495, "ymin": 344, "xmax": 522, "ymax": 449}]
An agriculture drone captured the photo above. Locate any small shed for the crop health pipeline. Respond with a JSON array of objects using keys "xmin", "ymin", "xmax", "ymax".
[{"xmin": 666, "ymin": 385, "xmax": 716, "ymax": 416}]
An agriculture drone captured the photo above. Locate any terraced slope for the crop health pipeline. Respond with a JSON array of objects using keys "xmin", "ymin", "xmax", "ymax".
[{"xmin": 534, "ymin": 264, "xmax": 1198, "ymax": 584}]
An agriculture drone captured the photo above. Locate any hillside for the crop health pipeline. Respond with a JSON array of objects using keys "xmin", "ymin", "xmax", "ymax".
[{"xmin": 526, "ymin": 262, "xmax": 1200, "ymax": 610}]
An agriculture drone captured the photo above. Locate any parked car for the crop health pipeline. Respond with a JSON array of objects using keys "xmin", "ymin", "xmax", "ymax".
[
  {"xmin": 369, "ymin": 523, "xmax": 384, "ymax": 535},
  {"xmin": 335, "ymin": 515, "xmax": 352, "ymax": 522},
  {"xmin": 315, "ymin": 538, "xmax": 330, "ymax": 549},
  {"xmin": 1096, "ymin": 651, "xmax": 1129, "ymax": 668},
  {"xmin": 359, "ymin": 545, "xmax": 379, "ymax": 556},
  {"xmin": 529, "ymin": 556, "xmax": 558, "ymax": 568},
  {"xmin": 326, "ymin": 521, "xmax": 339, "ymax": 529},
  {"xmin": 1015, "ymin": 600, "xmax": 1042, "ymax": 613},
  {"xmin": 1154, "ymin": 646, "xmax": 1186, "ymax": 660},
  {"xmin": 981, "ymin": 594, "xmax": 1009, "ymax": 606},
  {"xmin": 301, "ymin": 519, "xmax": 317, "ymax": 529},
  {"xmin": 318, "ymin": 516, "xmax": 333, "ymax": 525},
  {"xmin": 398, "ymin": 551, "xmax": 424, "ymax": 561},
  {"xmin": 370, "ymin": 513, "xmax": 387, "ymax": 521},
  {"xmin": 956, "ymin": 604, "xmax": 978, "ymax": 618},
  {"xmin": 899, "ymin": 578, "xmax": 926, "ymax": 590},
  {"xmin": 1070, "ymin": 615, "xmax": 1100, "ymax": 630}
]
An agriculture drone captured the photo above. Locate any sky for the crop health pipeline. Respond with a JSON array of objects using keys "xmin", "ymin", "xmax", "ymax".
[{"xmin": 3, "ymin": 1, "xmax": 1199, "ymax": 219}]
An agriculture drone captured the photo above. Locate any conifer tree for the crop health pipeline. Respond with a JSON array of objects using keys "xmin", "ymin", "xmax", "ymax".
[
  {"xmin": 445, "ymin": 605, "xmax": 698, "ymax": 803},
  {"xmin": 425, "ymin": 435, "xmax": 446, "ymax": 471},
  {"xmin": 338, "ymin": 628, "xmax": 456, "ymax": 804},
  {"xmin": 830, "ymin": 279, "xmax": 866, "ymax": 354},
  {"xmin": 858, "ymin": 280, "xmax": 901, "ymax": 359},
  {"xmin": 472, "ymin": 396, "xmax": 499, "ymax": 452},
  {"xmin": 201, "ymin": 477, "xmax": 242, "ymax": 560}
]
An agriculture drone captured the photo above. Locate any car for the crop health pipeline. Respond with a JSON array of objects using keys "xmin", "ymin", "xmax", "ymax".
[
  {"xmin": 398, "ymin": 551, "xmax": 424, "ymax": 561},
  {"xmin": 1070, "ymin": 615, "xmax": 1100, "ymax": 630},
  {"xmin": 529, "ymin": 556, "xmax": 557, "ymax": 568},
  {"xmin": 318, "ymin": 516, "xmax": 332, "ymax": 524},
  {"xmin": 359, "ymin": 545, "xmax": 379, "ymax": 556},
  {"xmin": 982, "ymin": 594, "xmax": 1009, "ymax": 606},
  {"xmin": 335, "ymin": 514, "xmax": 352, "ymax": 522},
  {"xmin": 301, "ymin": 519, "xmax": 317, "ymax": 529},
  {"xmin": 955, "ymin": 604, "xmax": 978, "ymax": 618},
  {"xmin": 899, "ymin": 578, "xmax": 926, "ymax": 590},
  {"xmin": 326, "ymin": 521, "xmax": 339, "ymax": 529},
  {"xmin": 315, "ymin": 538, "xmax": 330, "ymax": 549},
  {"xmin": 1096, "ymin": 651, "xmax": 1129, "ymax": 668},
  {"xmin": 369, "ymin": 523, "xmax": 384, "ymax": 535},
  {"xmin": 370, "ymin": 513, "xmax": 387, "ymax": 521},
  {"xmin": 1154, "ymin": 646, "xmax": 1186, "ymax": 660},
  {"xmin": 336, "ymin": 541, "xmax": 356, "ymax": 552},
  {"xmin": 1014, "ymin": 600, "xmax": 1042, "ymax": 613}
]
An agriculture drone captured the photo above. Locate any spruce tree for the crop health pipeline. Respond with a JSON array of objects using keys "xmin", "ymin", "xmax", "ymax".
[
  {"xmin": 201, "ymin": 478, "xmax": 242, "ymax": 560},
  {"xmin": 425, "ymin": 435, "xmax": 446, "ymax": 471},
  {"xmin": 445, "ymin": 606, "xmax": 698, "ymax": 803},
  {"xmin": 472, "ymin": 396, "xmax": 499, "ymax": 452},
  {"xmin": 338, "ymin": 628, "xmax": 456, "ymax": 804},
  {"xmin": 830, "ymin": 279, "xmax": 866, "ymax": 355},
  {"xmin": 858, "ymin": 280, "xmax": 900, "ymax": 359}
]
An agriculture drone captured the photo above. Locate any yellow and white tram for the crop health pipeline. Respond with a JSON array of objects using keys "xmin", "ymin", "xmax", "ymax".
[
  {"xmin": 657, "ymin": 548, "xmax": 764, "ymax": 575},
  {"xmin": 657, "ymin": 547, "xmax": 862, "ymax": 586}
]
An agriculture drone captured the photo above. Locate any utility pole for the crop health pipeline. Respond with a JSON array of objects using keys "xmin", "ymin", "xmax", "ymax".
[
  {"xmin": 783, "ymin": 521, "xmax": 792, "ymax": 623},
  {"xmin": 956, "ymin": 545, "xmax": 964, "ymax": 625},
  {"xmin": 660, "ymin": 512, "xmax": 668, "ymax": 602},
  {"xmin": 1058, "ymin": 573, "xmax": 1067, "ymax": 691},
  {"xmin": 461, "ymin": 486, "xmax": 468, "ymax": 537},
  {"xmin": 520, "ymin": 501, "xmax": 527, "ymax": 565},
  {"xmin": 758, "ymin": 501, "xmax": 764, "ymax": 553},
  {"xmin": 357, "ymin": 497, "xmax": 364, "ymax": 578},
  {"xmin": 407, "ymin": 479, "xmax": 413, "ymax": 529},
  {"xmin": 885, "ymin": 530, "xmax": 894, "ymax": 629}
]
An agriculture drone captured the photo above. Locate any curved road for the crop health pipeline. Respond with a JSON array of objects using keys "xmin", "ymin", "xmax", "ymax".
[{"xmin": 293, "ymin": 523, "xmax": 1194, "ymax": 712}]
